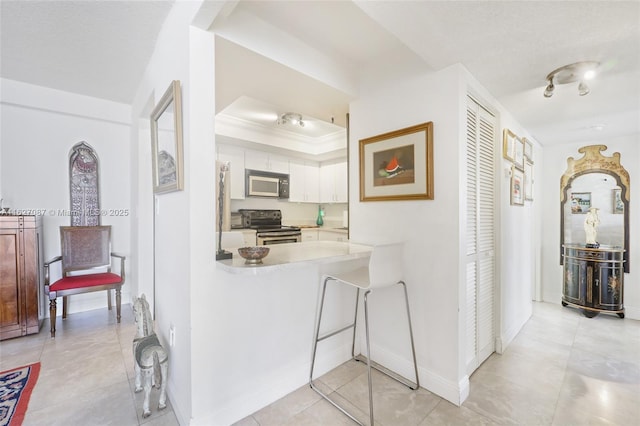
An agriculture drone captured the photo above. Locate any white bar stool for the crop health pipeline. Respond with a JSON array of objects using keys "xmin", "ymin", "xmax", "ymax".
[{"xmin": 309, "ymin": 242, "xmax": 419, "ymax": 426}]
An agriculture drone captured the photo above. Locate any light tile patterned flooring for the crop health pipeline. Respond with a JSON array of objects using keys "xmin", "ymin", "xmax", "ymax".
[
  {"xmin": 1, "ymin": 302, "xmax": 638, "ymax": 425},
  {"xmin": 234, "ymin": 302, "xmax": 640, "ymax": 426},
  {"xmin": 0, "ymin": 306, "xmax": 178, "ymax": 426}
]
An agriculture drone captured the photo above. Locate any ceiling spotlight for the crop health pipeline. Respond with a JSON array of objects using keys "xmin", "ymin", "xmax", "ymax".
[
  {"xmin": 277, "ymin": 112, "xmax": 305, "ymax": 127},
  {"xmin": 578, "ymin": 81, "xmax": 590, "ymax": 96},
  {"xmin": 543, "ymin": 61, "xmax": 599, "ymax": 98},
  {"xmin": 543, "ymin": 79, "xmax": 555, "ymax": 97}
]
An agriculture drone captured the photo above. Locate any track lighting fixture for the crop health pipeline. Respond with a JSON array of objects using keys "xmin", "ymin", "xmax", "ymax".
[
  {"xmin": 277, "ymin": 112, "xmax": 305, "ymax": 127},
  {"xmin": 543, "ymin": 61, "xmax": 599, "ymax": 98},
  {"xmin": 544, "ymin": 79, "xmax": 555, "ymax": 97},
  {"xmin": 578, "ymin": 81, "xmax": 590, "ymax": 96}
]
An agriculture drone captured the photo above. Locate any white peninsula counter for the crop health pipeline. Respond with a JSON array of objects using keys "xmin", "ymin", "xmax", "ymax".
[
  {"xmin": 210, "ymin": 240, "xmax": 372, "ymax": 424},
  {"xmin": 216, "ymin": 240, "xmax": 372, "ymax": 275}
]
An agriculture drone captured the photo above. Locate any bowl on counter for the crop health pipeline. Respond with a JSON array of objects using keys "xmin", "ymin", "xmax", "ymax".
[{"xmin": 237, "ymin": 246, "xmax": 270, "ymax": 265}]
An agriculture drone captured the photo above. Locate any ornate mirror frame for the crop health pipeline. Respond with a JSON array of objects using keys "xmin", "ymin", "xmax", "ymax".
[
  {"xmin": 560, "ymin": 145, "xmax": 630, "ymax": 273},
  {"xmin": 69, "ymin": 141, "xmax": 100, "ymax": 226},
  {"xmin": 151, "ymin": 80, "xmax": 184, "ymax": 194}
]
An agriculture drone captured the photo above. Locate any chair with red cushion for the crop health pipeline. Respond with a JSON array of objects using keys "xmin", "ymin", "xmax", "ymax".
[{"xmin": 44, "ymin": 226, "xmax": 125, "ymax": 337}]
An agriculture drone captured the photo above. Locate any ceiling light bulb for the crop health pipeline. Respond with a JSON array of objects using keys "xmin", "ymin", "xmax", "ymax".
[
  {"xmin": 584, "ymin": 70, "xmax": 596, "ymax": 80},
  {"xmin": 578, "ymin": 81, "xmax": 590, "ymax": 96},
  {"xmin": 278, "ymin": 112, "xmax": 305, "ymax": 127},
  {"xmin": 543, "ymin": 80, "xmax": 555, "ymax": 98}
]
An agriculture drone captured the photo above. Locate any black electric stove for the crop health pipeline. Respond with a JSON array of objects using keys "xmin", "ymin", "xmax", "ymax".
[{"xmin": 238, "ymin": 210, "xmax": 301, "ymax": 245}]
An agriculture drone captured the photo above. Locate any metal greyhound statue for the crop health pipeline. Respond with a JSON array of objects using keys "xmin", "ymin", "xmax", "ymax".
[{"xmin": 132, "ymin": 294, "xmax": 168, "ymax": 418}]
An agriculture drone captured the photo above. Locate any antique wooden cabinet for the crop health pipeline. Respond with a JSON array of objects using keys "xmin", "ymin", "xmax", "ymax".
[
  {"xmin": 562, "ymin": 244, "xmax": 625, "ymax": 318},
  {"xmin": 0, "ymin": 215, "xmax": 44, "ymax": 339}
]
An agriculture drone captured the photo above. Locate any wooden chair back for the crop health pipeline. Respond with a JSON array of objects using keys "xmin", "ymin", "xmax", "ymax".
[{"xmin": 60, "ymin": 226, "xmax": 112, "ymax": 274}]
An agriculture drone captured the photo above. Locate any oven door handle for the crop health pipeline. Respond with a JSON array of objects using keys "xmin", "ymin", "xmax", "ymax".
[{"xmin": 256, "ymin": 231, "xmax": 301, "ymax": 238}]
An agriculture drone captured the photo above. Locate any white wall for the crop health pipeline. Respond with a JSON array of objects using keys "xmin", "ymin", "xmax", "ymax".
[
  {"xmin": 0, "ymin": 78, "xmax": 132, "ymax": 313},
  {"xmin": 349, "ymin": 63, "xmax": 543, "ymax": 407},
  {"xmin": 541, "ymin": 135, "xmax": 640, "ymax": 319},
  {"xmin": 495, "ymin": 110, "xmax": 540, "ymax": 349},
  {"xmin": 130, "ymin": 1, "xmax": 218, "ymax": 423},
  {"xmin": 350, "ymin": 65, "xmax": 465, "ymax": 403}
]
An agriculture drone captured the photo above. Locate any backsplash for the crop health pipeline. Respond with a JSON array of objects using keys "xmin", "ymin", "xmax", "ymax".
[{"xmin": 230, "ymin": 199, "xmax": 347, "ymax": 228}]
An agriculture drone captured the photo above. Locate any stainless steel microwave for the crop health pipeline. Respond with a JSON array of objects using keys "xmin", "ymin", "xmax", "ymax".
[{"xmin": 245, "ymin": 169, "xmax": 289, "ymax": 199}]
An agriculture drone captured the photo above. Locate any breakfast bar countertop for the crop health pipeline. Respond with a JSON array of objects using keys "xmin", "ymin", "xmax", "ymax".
[{"xmin": 216, "ymin": 241, "xmax": 372, "ymax": 275}]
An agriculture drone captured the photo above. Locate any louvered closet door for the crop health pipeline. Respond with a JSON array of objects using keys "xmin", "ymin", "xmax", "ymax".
[{"xmin": 465, "ymin": 96, "xmax": 496, "ymax": 375}]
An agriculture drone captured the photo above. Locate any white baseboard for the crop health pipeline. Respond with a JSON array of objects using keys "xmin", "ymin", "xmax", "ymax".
[
  {"xmin": 46, "ymin": 289, "xmax": 132, "ymax": 318},
  {"xmin": 497, "ymin": 317, "xmax": 525, "ymax": 355},
  {"xmin": 201, "ymin": 343, "xmax": 352, "ymax": 426},
  {"xmin": 543, "ymin": 291, "xmax": 562, "ymax": 305},
  {"xmin": 369, "ymin": 342, "xmax": 467, "ymax": 406},
  {"xmin": 622, "ymin": 304, "xmax": 639, "ymax": 320},
  {"xmin": 196, "ymin": 336, "xmax": 475, "ymax": 425},
  {"xmin": 166, "ymin": 382, "xmax": 189, "ymax": 426}
]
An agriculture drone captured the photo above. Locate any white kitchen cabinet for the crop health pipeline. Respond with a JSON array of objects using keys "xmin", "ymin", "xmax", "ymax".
[
  {"xmin": 245, "ymin": 149, "xmax": 289, "ymax": 174},
  {"xmin": 320, "ymin": 160, "xmax": 348, "ymax": 203},
  {"xmin": 301, "ymin": 229, "xmax": 319, "ymax": 242},
  {"xmin": 289, "ymin": 160, "xmax": 320, "ymax": 203},
  {"xmin": 217, "ymin": 145, "xmax": 245, "ymax": 199},
  {"xmin": 318, "ymin": 229, "xmax": 348, "ymax": 242}
]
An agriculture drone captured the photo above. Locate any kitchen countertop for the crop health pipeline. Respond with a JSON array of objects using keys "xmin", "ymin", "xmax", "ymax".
[
  {"xmin": 299, "ymin": 226, "xmax": 348, "ymax": 233},
  {"xmin": 216, "ymin": 240, "xmax": 371, "ymax": 275}
]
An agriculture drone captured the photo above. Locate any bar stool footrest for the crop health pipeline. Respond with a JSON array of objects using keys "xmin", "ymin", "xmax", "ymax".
[
  {"xmin": 309, "ymin": 380, "xmax": 366, "ymax": 426},
  {"xmin": 353, "ymin": 354, "xmax": 419, "ymax": 390}
]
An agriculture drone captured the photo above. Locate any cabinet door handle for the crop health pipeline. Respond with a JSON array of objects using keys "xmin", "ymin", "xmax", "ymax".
[{"xmin": 595, "ymin": 279, "xmax": 599, "ymax": 287}]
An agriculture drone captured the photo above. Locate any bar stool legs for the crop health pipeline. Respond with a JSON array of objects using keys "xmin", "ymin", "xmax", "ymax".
[{"xmin": 309, "ymin": 277, "xmax": 419, "ymax": 426}]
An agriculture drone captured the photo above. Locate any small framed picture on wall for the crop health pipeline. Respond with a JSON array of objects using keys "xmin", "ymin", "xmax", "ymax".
[{"xmin": 511, "ymin": 166, "xmax": 524, "ymax": 206}]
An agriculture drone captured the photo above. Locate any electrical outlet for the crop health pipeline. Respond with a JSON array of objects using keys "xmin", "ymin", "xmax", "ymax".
[{"xmin": 169, "ymin": 326, "xmax": 175, "ymax": 347}]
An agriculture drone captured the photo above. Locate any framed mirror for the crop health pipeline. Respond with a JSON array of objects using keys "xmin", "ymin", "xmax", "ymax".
[
  {"xmin": 560, "ymin": 145, "xmax": 630, "ymax": 272},
  {"xmin": 151, "ymin": 80, "xmax": 184, "ymax": 194}
]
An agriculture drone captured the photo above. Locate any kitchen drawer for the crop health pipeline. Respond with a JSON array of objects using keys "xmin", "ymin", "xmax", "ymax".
[
  {"xmin": 318, "ymin": 229, "xmax": 348, "ymax": 242},
  {"xmin": 301, "ymin": 229, "xmax": 318, "ymax": 241}
]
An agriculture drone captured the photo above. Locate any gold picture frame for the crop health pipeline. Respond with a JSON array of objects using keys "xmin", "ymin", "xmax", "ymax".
[
  {"xmin": 503, "ymin": 129, "xmax": 516, "ymax": 162},
  {"xmin": 503, "ymin": 129, "xmax": 525, "ymax": 170},
  {"xmin": 151, "ymin": 80, "xmax": 184, "ymax": 194},
  {"xmin": 359, "ymin": 122, "xmax": 434, "ymax": 201}
]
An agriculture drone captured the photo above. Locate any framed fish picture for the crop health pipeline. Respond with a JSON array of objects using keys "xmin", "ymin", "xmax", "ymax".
[{"xmin": 359, "ymin": 122, "xmax": 434, "ymax": 201}]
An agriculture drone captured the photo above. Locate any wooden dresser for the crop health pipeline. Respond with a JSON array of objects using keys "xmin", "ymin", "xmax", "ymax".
[
  {"xmin": 562, "ymin": 244, "xmax": 625, "ymax": 318},
  {"xmin": 0, "ymin": 215, "xmax": 44, "ymax": 339}
]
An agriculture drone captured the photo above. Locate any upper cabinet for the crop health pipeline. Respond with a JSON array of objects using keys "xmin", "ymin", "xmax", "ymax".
[
  {"xmin": 244, "ymin": 149, "xmax": 289, "ymax": 174},
  {"xmin": 289, "ymin": 159, "xmax": 320, "ymax": 203},
  {"xmin": 217, "ymin": 143, "xmax": 348, "ymax": 204},
  {"xmin": 217, "ymin": 144, "xmax": 245, "ymax": 199},
  {"xmin": 320, "ymin": 161, "xmax": 348, "ymax": 203}
]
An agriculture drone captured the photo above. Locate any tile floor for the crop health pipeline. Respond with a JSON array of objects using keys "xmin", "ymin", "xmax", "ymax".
[
  {"xmin": 0, "ymin": 305, "xmax": 178, "ymax": 426},
  {"xmin": 234, "ymin": 302, "xmax": 640, "ymax": 426},
  {"xmin": 1, "ymin": 302, "xmax": 638, "ymax": 425}
]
